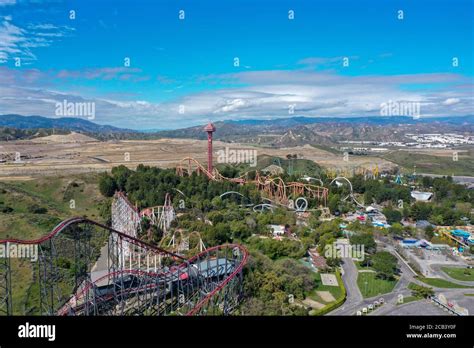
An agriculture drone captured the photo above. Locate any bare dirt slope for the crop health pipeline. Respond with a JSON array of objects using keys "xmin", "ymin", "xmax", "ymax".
[{"xmin": 29, "ymin": 131, "xmax": 98, "ymax": 144}]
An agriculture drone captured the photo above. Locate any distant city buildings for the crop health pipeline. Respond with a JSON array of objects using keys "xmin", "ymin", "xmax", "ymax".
[{"xmin": 338, "ymin": 133, "xmax": 474, "ymax": 150}]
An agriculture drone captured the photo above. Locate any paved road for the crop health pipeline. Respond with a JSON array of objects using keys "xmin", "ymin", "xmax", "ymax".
[
  {"xmin": 377, "ymin": 299, "xmax": 448, "ymax": 316},
  {"xmin": 329, "ymin": 255, "xmax": 415, "ymax": 316},
  {"xmin": 328, "ymin": 257, "xmax": 362, "ymax": 315},
  {"xmin": 328, "ymin": 241, "xmax": 474, "ymax": 316},
  {"xmin": 439, "ymin": 288, "xmax": 474, "ymax": 314}
]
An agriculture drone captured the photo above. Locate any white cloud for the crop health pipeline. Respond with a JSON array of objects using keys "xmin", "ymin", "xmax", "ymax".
[
  {"xmin": 443, "ymin": 98, "xmax": 460, "ymax": 106},
  {"xmin": 0, "ymin": 16, "xmax": 75, "ymax": 64},
  {"xmin": 0, "ymin": 66, "xmax": 472, "ymax": 129},
  {"xmin": 297, "ymin": 56, "xmax": 359, "ymax": 69},
  {"xmin": 0, "ymin": 0, "xmax": 16, "ymax": 7},
  {"xmin": 214, "ymin": 98, "xmax": 247, "ymax": 113}
]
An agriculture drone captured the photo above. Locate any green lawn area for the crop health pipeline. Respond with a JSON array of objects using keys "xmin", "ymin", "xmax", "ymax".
[
  {"xmin": 464, "ymin": 294, "xmax": 474, "ymax": 297},
  {"xmin": 357, "ymin": 272, "xmax": 398, "ymax": 298},
  {"xmin": 417, "ymin": 277, "xmax": 474, "ymax": 289},
  {"xmin": 354, "ymin": 261, "xmax": 375, "ymax": 272},
  {"xmin": 441, "ymin": 267, "xmax": 474, "ymax": 282}
]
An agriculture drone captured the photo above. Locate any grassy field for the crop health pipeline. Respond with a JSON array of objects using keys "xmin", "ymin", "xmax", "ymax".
[
  {"xmin": 0, "ymin": 173, "xmax": 107, "ymax": 314},
  {"xmin": 357, "ymin": 272, "xmax": 398, "ymax": 298},
  {"xmin": 0, "ymin": 173, "xmax": 105, "ymax": 240},
  {"xmin": 381, "ymin": 149, "xmax": 474, "ymax": 176},
  {"xmin": 441, "ymin": 267, "xmax": 474, "ymax": 281},
  {"xmin": 417, "ymin": 277, "xmax": 474, "ymax": 289},
  {"xmin": 354, "ymin": 261, "xmax": 375, "ymax": 272},
  {"xmin": 310, "ymin": 144, "xmax": 341, "ymax": 155}
]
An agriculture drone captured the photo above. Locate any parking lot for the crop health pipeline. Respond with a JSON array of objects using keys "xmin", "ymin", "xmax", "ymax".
[
  {"xmin": 404, "ymin": 248, "xmax": 467, "ymax": 278},
  {"xmin": 383, "ymin": 300, "xmax": 450, "ymax": 316}
]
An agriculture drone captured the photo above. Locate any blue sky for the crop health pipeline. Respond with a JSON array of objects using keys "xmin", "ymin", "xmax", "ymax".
[{"xmin": 0, "ymin": 0, "xmax": 473, "ymax": 129}]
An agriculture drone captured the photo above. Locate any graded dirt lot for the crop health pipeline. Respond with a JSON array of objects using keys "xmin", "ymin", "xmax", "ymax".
[
  {"xmin": 0, "ymin": 135, "xmax": 396, "ymax": 179},
  {"xmin": 29, "ymin": 131, "xmax": 98, "ymax": 144}
]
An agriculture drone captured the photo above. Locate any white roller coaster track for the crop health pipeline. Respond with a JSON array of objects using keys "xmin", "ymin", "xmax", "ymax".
[{"xmin": 329, "ymin": 176, "xmax": 365, "ymax": 208}]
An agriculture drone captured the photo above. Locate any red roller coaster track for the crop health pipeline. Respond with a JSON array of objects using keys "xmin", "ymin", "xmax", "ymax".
[{"xmin": 0, "ymin": 217, "xmax": 248, "ymax": 316}]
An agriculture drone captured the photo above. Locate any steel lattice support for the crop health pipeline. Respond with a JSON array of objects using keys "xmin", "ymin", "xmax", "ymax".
[
  {"xmin": 0, "ymin": 249, "xmax": 12, "ymax": 315},
  {"xmin": 73, "ymin": 224, "xmax": 93, "ymax": 315},
  {"xmin": 1, "ymin": 217, "xmax": 248, "ymax": 316},
  {"xmin": 38, "ymin": 238, "xmax": 63, "ymax": 315}
]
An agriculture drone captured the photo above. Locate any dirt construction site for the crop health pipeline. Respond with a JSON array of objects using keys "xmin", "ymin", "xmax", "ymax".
[{"xmin": 0, "ymin": 133, "xmax": 396, "ymax": 180}]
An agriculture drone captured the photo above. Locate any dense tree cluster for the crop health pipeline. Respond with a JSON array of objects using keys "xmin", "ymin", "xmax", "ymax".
[
  {"xmin": 349, "ymin": 233, "xmax": 376, "ymax": 254},
  {"xmin": 99, "ymin": 165, "xmax": 261, "ymax": 211},
  {"xmin": 240, "ymin": 251, "xmax": 313, "ymax": 315},
  {"xmin": 349, "ymin": 175, "xmax": 411, "ymax": 205},
  {"xmin": 410, "ymin": 284, "xmax": 435, "ymax": 299},
  {"xmin": 370, "ymin": 251, "xmax": 398, "ymax": 280},
  {"xmin": 247, "ymin": 236, "xmax": 305, "ymax": 260}
]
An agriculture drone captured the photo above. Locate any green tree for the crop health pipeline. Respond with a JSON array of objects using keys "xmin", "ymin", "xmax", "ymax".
[
  {"xmin": 424, "ymin": 225, "xmax": 435, "ymax": 240},
  {"xmin": 389, "ymin": 222, "xmax": 403, "ymax": 235},
  {"xmin": 349, "ymin": 233, "xmax": 376, "ymax": 254},
  {"xmin": 111, "ymin": 165, "xmax": 132, "ymax": 191},
  {"xmin": 99, "ymin": 174, "xmax": 117, "ymax": 197},
  {"xmin": 410, "ymin": 202, "xmax": 432, "ymax": 221},
  {"xmin": 317, "ymin": 233, "xmax": 335, "ymax": 255},
  {"xmin": 383, "ymin": 207, "xmax": 402, "ymax": 224},
  {"xmin": 328, "ymin": 194, "xmax": 340, "ymax": 214},
  {"xmin": 411, "ymin": 284, "xmax": 434, "ymax": 298},
  {"xmin": 211, "ymin": 196, "xmax": 224, "ymax": 209},
  {"xmin": 371, "ymin": 251, "xmax": 398, "ymax": 280},
  {"xmin": 229, "ymin": 220, "xmax": 251, "ymax": 240}
]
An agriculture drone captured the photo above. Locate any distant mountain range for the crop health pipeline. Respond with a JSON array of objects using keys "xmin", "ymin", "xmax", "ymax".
[
  {"xmin": 157, "ymin": 115, "xmax": 474, "ymax": 146},
  {"xmin": 1, "ymin": 114, "xmax": 473, "ymax": 146},
  {"xmin": 224, "ymin": 115, "xmax": 474, "ymax": 127},
  {"xmin": 0, "ymin": 114, "xmax": 133, "ymax": 133}
]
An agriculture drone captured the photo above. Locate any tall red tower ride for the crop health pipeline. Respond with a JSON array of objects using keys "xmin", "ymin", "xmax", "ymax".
[{"xmin": 204, "ymin": 122, "xmax": 216, "ymax": 173}]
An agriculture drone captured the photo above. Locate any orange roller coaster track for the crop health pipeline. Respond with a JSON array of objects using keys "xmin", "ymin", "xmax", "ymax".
[{"xmin": 176, "ymin": 157, "xmax": 328, "ymax": 206}]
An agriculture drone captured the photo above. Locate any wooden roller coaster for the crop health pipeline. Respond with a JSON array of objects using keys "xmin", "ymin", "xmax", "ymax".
[
  {"xmin": 160, "ymin": 229, "xmax": 206, "ymax": 254},
  {"xmin": 139, "ymin": 193, "xmax": 176, "ymax": 234}
]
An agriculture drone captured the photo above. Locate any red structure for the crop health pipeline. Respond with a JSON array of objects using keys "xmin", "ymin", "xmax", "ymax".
[
  {"xmin": 204, "ymin": 122, "xmax": 216, "ymax": 173},
  {"xmin": 0, "ymin": 216, "xmax": 248, "ymax": 316}
]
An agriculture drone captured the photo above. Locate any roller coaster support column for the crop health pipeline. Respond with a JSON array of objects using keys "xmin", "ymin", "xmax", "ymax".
[
  {"xmin": 0, "ymin": 246, "xmax": 12, "ymax": 315},
  {"xmin": 38, "ymin": 238, "xmax": 61, "ymax": 315},
  {"xmin": 204, "ymin": 123, "xmax": 216, "ymax": 173}
]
